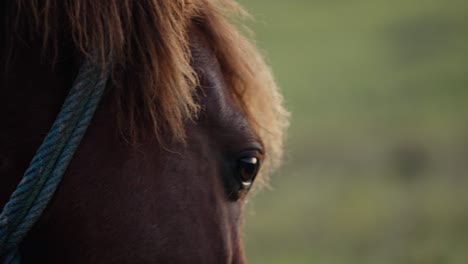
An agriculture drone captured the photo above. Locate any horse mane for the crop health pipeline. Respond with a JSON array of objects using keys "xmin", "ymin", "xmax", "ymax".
[{"xmin": 12, "ymin": 0, "xmax": 289, "ymax": 184}]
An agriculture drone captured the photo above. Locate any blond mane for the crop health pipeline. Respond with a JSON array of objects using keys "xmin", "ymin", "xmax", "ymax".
[{"xmin": 14, "ymin": 0, "xmax": 289, "ymax": 185}]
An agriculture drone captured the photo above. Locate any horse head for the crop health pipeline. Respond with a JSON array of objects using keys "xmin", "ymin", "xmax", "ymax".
[{"xmin": 0, "ymin": 0, "xmax": 288, "ymax": 263}]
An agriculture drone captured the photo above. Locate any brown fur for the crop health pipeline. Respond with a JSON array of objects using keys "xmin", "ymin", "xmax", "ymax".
[{"xmin": 14, "ymin": 0, "xmax": 289, "ymax": 184}]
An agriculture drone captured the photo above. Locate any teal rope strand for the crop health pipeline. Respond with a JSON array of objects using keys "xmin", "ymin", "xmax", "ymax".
[{"xmin": 0, "ymin": 57, "xmax": 109, "ymax": 263}]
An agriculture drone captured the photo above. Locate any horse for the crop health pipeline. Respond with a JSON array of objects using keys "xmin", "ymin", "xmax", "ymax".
[{"xmin": 0, "ymin": 0, "xmax": 288, "ymax": 263}]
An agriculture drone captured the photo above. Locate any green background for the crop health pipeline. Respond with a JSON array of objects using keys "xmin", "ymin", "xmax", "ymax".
[{"xmin": 238, "ymin": 0, "xmax": 468, "ymax": 263}]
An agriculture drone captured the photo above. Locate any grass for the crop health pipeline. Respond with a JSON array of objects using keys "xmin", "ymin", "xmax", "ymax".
[{"xmin": 237, "ymin": 0, "xmax": 468, "ymax": 263}]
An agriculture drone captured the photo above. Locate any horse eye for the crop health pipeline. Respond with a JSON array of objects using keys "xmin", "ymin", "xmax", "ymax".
[{"xmin": 237, "ymin": 157, "xmax": 260, "ymax": 190}]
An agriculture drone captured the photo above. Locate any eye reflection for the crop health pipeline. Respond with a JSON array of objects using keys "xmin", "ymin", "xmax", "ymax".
[{"xmin": 237, "ymin": 157, "xmax": 260, "ymax": 189}]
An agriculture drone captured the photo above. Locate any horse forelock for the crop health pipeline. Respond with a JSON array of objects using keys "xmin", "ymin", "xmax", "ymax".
[{"xmin": 11, "ymin": 0, "xmax": 289, "ymax": 187}]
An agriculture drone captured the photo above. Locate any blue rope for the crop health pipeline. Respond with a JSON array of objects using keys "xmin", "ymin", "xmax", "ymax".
[{"xmin": 0, "ymin": 57, "xmax": 109, "ymax": 263}]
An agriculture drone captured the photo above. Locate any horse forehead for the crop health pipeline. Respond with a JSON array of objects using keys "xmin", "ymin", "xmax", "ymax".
[{"xmin": 190, "ymin": 32, "xmax": 246, "ymax": 130}]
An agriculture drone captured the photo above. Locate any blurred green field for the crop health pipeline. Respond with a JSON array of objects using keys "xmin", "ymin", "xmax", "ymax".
[{"xmin": 238, "ymin": 0, "xmax": 468, "ymax": 263}]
